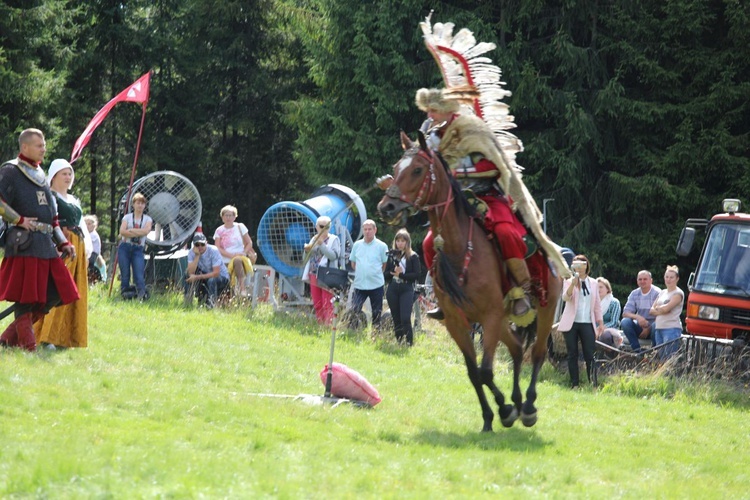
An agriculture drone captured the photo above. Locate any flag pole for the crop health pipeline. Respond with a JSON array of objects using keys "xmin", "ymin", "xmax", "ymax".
[{"xmin": 108, "ymin": 79, "xmax": 151, "ymax": 297}]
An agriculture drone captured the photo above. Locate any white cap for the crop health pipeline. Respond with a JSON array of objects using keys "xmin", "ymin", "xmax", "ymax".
[{"xmin": 47, "ymin": 158, "xmax": 75, "ymax": 189}]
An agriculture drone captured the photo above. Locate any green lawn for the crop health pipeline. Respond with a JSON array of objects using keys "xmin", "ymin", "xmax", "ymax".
[{"xmin": 1, "ymin": 288, "xmax": 748, "ymax": 498}]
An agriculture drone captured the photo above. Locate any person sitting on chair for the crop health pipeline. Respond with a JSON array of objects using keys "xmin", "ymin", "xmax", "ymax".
[
  {"xmin": 596, "ymin": 276, "xmax": 623, "ymax": 348},
  {"xmin": 620, "ymin": 270, "xmax": 661, "ymax": 352},
  {"xmin": 184, "ymin": 233, "xmax": 229, "ymax": 309},
  {"xmin": 213, "ymin": 205, "xmax": 257, "ymax": 297}
]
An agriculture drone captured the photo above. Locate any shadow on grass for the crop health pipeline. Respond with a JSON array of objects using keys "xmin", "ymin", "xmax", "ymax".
[{"xmin": 411, "ymin": 427, "xmax": 551, "ymax": 452}]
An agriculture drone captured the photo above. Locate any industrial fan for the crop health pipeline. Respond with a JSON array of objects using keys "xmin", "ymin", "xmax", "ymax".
[
  {"xmin": 256, "ymin": 184, "xmax": 366, "ymax": 306},
  {"xmin": 118, "ymin": 171, "xmax": 202, "ymax": 255},
  {"xmin": 115, "ymin": 171, "xmax": 202, "ymax": 291}
]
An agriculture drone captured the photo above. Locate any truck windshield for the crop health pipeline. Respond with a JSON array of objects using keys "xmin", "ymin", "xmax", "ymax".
[{"xmin": 693, "ymin": 222, "xmax": 750, "ymax": 297}]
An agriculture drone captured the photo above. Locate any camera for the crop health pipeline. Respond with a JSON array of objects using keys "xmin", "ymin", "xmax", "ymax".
[
  {"xmin": 570, "ymin": 260, "xmax": 586, "ymax": 277},
  {"xmin": 387, "ymin": 249, "xmax": 403, "ymax": 267}
]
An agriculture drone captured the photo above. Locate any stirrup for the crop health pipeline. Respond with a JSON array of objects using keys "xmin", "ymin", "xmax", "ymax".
[
  {"xmin": 426, "ymin": 307, "xmax": 445, "ymax": 321},
  {"xmin": 506, "ymin": 286, "xmax": 536, "ymax": 327}
]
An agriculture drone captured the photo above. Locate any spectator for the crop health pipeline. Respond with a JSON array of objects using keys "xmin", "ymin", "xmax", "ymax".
[
  {"xmin": 596, "ymin": 276, "xmax": 623, "ymax": 348},
  {"xmin": 302, "ymin": 215, "xmax": 342, "ymax": 325},
  {"xmin": 213, "ymin": 205, "xmax": 257, "ymax": 297},
  {"xmin": 620, "ymin": 270, "xmax": 661, "ymax": 352},
  {"xmin": 118, "ymin": 192, "xmax": 152, "ymax": 300},
  {"xmin": 84, "ymin": 214, "xmax": 107, "ymax": 283},
  {"xmin": 348, "ymin": 219, "xmax": 388, "ymax": 329},
  {"xmin": 34, "ymin": 159, "xmax": 92, "ymax": 350},
  {"xmin": 650, "ymin": 265, "xmax": 684, "ymax": 360},
  {"xmin": 184, "ymin": 233, "xmax": 229, "ymax": 308},
  {"xmin": 0, "ymin": 129, "xmax": 78, "ymax": 351},
  {"xmin": 558, "ymin": 255, "xmax": 604, "ymax": 388},
  {"xmin": 384, "ymin": 228, "xmax": 421, "ymax": 346}
]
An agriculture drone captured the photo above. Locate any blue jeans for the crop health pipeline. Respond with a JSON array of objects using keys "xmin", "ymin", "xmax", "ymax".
[
  {"xmin": 620, "ymin": 317, "xmax": 655, "ymax": 352},
  {"xmin": 654, "ymin": 327, "xmax": 682, "ymax": 360},
  {"xmin": 184, "ymin": 275, "xmax": 229, "ymax": 307},
  {"xmin": 352, "ymin": 286, "xmax": 384, "ymax": 328},
  {"xmin": 118, "ymin": 243, "xmax": 146, "ymax": 298}
]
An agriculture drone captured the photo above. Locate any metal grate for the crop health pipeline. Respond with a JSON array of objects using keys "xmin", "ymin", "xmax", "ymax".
[
  {"xmin": 723, "ymin": 307, "xmax": 750, "ymax": 327},
  {"xmin": 257, "ymin": 204, "xmax": 316, "ymax": 275},
  {"xmin": 121, "ymin": 171, "xmax": 202, "ymax": 248}
]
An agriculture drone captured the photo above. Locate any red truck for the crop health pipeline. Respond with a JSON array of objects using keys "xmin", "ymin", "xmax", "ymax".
[{"xmin": 677, "ymin": 199, "xmax": 750, "ymax": 341}]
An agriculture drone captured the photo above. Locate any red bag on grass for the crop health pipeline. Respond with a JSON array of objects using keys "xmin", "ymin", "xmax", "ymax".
[{"xmin": 319, "ymin": 362, "xmax": 382, "ymax": 406}]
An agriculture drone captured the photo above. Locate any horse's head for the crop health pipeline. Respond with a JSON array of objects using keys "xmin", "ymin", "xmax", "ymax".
[{"xmin": 377, "ymin": 131, "xmax": 437, "ymax": 226}]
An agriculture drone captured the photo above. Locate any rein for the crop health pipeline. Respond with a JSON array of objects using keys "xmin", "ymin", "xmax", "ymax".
[{"xmin": 394, "ymin": 148, "xmax": 474, "ymax": 287}]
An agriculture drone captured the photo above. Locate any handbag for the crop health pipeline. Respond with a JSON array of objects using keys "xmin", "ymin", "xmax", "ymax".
[{"xmin": 316, "ymin": 266, "xmax": 349, "ymax": 291}]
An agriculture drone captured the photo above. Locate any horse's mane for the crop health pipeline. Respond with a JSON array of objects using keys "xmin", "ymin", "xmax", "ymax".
[
  {"xmin": 431, "ymin": 151, "xmax": 479, "ymax": 309},
  {"xmin": 435, "ymin": 152, "xmax": 476, "ymax": 219}
]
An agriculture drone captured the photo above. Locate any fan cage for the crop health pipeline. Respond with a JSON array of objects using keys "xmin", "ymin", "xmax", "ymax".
[
  {"xmin": 257, "ymin": 202, "xmax": 318, "ymax": 277},
  {"xmin": 119, "ymin": 171, "xmax": 202, "ymax": 251}
]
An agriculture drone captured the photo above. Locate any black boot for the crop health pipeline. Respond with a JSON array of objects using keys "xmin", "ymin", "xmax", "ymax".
[{"xmin": 426, "ymin": 307, "xmax": 444, "ymax": 320}]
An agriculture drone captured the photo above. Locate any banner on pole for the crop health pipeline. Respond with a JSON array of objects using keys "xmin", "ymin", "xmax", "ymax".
[{"xmin": 70, "ymin": 71, "xmax": 151, "ymax": 163}]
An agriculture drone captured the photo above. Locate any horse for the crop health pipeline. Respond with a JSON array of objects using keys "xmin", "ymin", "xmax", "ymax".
[{"xmin": 377, "ymin": 131, "xmax": 563, "ymax": 432}]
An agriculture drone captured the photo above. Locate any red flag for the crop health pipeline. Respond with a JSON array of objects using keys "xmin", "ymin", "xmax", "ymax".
[{"xmin": 70, "ymin": 71, "xmax": 151, "ymax": 163}]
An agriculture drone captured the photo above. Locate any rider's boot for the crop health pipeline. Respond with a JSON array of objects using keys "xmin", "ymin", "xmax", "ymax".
[
  {"xmin": 506, "ymin": 258, "xmax": 536, "ymax": 327},
  {"xmin": 426, "ymin": 307, "xmax": 444, "ymax": 321}
]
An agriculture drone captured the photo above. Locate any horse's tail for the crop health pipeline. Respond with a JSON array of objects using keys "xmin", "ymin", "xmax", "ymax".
[{"xmin": 436, "ymin": 250, "xmax": 469, "ymax": 307}]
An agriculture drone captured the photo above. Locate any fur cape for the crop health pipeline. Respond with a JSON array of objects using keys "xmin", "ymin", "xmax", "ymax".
[{"xmin": 439, "ymin": 114, "xmax": 570, "ymax": 278}]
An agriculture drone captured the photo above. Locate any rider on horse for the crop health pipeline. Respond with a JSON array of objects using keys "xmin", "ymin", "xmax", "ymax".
[{"xmin": 415, "ymin": 87, "xmax": 539, "ymax": 327}]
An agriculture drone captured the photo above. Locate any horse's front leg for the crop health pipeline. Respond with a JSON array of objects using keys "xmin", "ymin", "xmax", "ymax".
[
  {"xmin": 446, "ymin": 317, "xmax": 495, "ymax": 432},
  {"xmin": 480, "ymin": 317, "xmax": 521, "ymax": 428},
  {"xmin": 462, "ymin": 351, "xmax": 495, "ymax": 432}
]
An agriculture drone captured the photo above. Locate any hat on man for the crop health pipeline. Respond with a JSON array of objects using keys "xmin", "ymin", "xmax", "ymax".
[
  {"xmin": 415, "ymin": 88, "xmax": 460, "ymax": 113},
  {"xmin": 192, "ymin": 233, "xmax": 207, "ymax": 245}
]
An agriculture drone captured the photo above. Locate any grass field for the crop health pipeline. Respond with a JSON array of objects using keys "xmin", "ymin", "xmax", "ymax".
[{"xmin": 1, "ymin": 287, "xmax": 749, "ymax": 498}]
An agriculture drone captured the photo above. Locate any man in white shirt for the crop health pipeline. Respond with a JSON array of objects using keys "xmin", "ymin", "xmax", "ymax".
[{"xmin": 348, "ymin": 220, "xmax": 389, "ymax": 328}]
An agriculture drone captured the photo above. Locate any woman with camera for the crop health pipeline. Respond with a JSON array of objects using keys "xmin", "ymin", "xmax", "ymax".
[
  {"xmin": 558, "ymin": 254, "xmax": 604, "ymax": 388},
  {"xmin": 302, "ymin": 215, "xmax": 342, "ymax": 325},
  {"xmin": 385, "ymin": 229, "xmax": 421, "ymax": 346}
]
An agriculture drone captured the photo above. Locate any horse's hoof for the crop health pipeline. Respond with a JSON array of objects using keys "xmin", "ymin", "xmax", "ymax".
[
  {"xmin": 500, "ymin": 406, "xmax": 518, "ymax": 428},
  {"xmin": 521, "ymin": 410, "xmax": 538, "ymax": 427}
]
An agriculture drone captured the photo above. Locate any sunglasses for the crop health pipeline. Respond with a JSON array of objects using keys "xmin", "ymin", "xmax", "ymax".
[
  {"xmin": 194, "ymin": 242, "xmax": 206, "ymax": 247},
  {"xmin": 317, "ymin": 224, "xmax": 328, "ymax": 229}
]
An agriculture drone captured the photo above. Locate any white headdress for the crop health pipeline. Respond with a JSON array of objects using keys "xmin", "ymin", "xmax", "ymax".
[
  {"xmin": 419, "ymin": 13, "xmax": 570, "ymax": 278},
  {"xmin": 47, "ymin": 158, "xmax": 75, "ymax": 188},
  {"xmin": 420, "ymin": 13, "xmax": 523, "ymax": 173}
]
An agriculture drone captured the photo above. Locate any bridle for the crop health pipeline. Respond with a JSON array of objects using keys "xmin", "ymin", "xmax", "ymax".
[
  {"xmin": 385, "ymin": 146, "xmax": 473, "ymax": 286},
  {"xmin": 385, "ymin": 147, "xmax": 454, "ymax": 213}
]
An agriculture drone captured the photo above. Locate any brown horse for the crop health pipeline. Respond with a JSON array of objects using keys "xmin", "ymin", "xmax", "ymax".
[{"xmin": 377, "ymin": 131, "xmax": 563, "ymax": 432}]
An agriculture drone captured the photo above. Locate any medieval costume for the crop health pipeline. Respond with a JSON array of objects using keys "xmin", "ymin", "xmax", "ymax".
[
  {"xmin": 34, "ymin": 159, "xmax": 91, "ymax": 349},
  {"xmin": 0, "ymin": 155, "xmax": 80, "ymax": 351},
  {"xmin": 413, "ymin": 15, "xmax": 570, "ymax": 326}
]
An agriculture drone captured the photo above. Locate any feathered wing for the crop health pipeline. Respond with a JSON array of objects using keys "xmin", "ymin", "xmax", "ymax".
[{"xmin": 420, "ymin": 13, "xmax": 570, "ymax": 279}]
